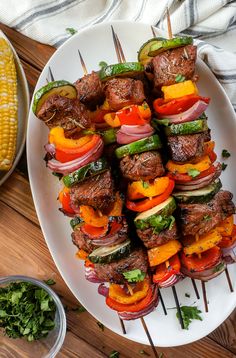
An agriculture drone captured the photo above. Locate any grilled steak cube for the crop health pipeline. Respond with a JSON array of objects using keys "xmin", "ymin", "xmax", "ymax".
[
  {"xmin": 74, "ymin": 71, "xmax": 105, "ymax": 110},
  {"xmin": 137, "ymin": 222, "xmax": 178, "ymax": 249},
  {"xmin": 152, "ymin": 45, "xmax": 197, "ymax": 89},
  {"xmin": 179, "ymin": 190, "xmax": 235, "ymax": 237},
  {"xmin": 70, "ymin": 170, "xmax": 115, "ymax": 213},
  {"xmin": 94, "ymin": 247, "xmax": 148, "ymax": 283},
  {"xmin": 105, "ymin": 77, "xmax": 145, "ymax": 111},
  {"xmin": 120, "ymin": 151, "xmax": 165, "ymax": 181},
  {"xmin": 72, "ymin": 230, "xmax": 96, "ymax": 254},
  {"xmin": 167, "ymin": 133, "xmax": 205, "ymax": 163},
  {"xmin": 37, "ymin": 94, "xmax": 91, "ymax": 135}
]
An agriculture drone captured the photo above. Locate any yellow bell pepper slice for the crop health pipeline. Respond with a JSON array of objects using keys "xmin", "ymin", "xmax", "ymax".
[
  {"xmin": 148, "ymin": 240, "xmax": 182, "ymax": 267},
  {"xmin": 108, "ymin": 279, "xmax": 149, "ymax": 304},
  {"xmin": 162, "ymin": 80, "xmax": 198, "ymax": 100},
  {"xmin": 104, "ymin": 113, "xmax": 121, "ymax": 127},
  {"xmin": 127, "ymin": 177, "xmax": 170, "ymax": 200},
  {"xmin": 184, "ymin": 229, "xmax": 222, "ymax": 255},
  {"xmin": 166, "ymin": 155, "xmax": 211, "ymax": 174},
  {"xmin": 217, "ymin": 215, "xmax": 234, "ymax": 236},
  {"xmin": 79, "ymin": 205, "xmax": 108, "ymax": 227},
  {"xmin": 138, "ymin": 101, "xmax": 152, "ymax": 120},
  {"xmin": 49, "ymin": 126, "xmax": 91, "ymax": 149}
]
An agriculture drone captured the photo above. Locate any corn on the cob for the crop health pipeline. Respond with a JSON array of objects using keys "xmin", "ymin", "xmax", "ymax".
[{"xmin": 0, "ymin": 38, "xmax": 18, "ymax": 171}]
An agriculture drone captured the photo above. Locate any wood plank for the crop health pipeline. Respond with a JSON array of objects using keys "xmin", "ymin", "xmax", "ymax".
[
  {"xmin": 21, "ymin": 58, "xmax": 41, "ymax": 98},
  {"xmin": 0, "ymin": 23, "xmax": 55, "ymax": 71},
  {"xmin": 0, "ymin": 184, "xmax": 235, "ymax": 357}
]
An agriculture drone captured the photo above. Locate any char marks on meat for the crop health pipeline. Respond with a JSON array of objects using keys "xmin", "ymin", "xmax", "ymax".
[
  {"xmin": 74, "ymin": 71, "xmax": 105, "ymax": 110},
  {"xmin": 94, "ymin": 247, "xmax": 148, "ymax": 283},
  {"xmin": 120, "ymin": 151, "xmax": 165, "ymax": 181},
  {"xmin": 152, "ymin": 45, "xmax": 197, "ymax": 90},
  {"xmin": 179, "ymin": 190, "xmax": 235, "ymax": 237},
  {"xmin": 37, "ymin": 94, "xmax": 91, "ymax": 135},
  {"xmin": 167, "ymin": 133, "xmax": 205, "ymax": 163},
  {"xmin": 71, "ymin": 231, "xmax": 96, "ymax": 254},
  {"xmin": 105, "ymin": 78, "xmax": 145, "ymax": 111},
  {"xmin": 70, "ymin": 170, "xmax": 115, "ymax": 213},
  {"xmin": 137, "ymin": 222, "xmax": 178, "ymax": 249}
]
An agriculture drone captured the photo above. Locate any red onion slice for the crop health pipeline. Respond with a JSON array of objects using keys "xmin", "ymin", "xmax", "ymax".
[
  {"xmin": 222, "ymin": 242, "xmax": 236, "ymax": 265},
  {"xmin": 117, "ymin": 124, "xmax": 154, "ymax": 144},
  {"xmin": 118, "ymin": 286, "xmax": 159, "ymax": 321},
  {"xmin": 91, "ymin": 234, "xmax": 126, "ymax": 246},
  {"xmin": 85, "ymin": 267, "xmax": 104, "ymax": 283},
  {"xmin": 47, "ymin": 138, "xmax": 104, "ymax": 175},
  {"xmin": 121, "ymin": 124, "xmax": 154, "ymax": 134},
  {"xmin": 98, "ymin": 283, "xmax": 109, "ymax": 297},
  {"xmin": 158, "ymin": 273, "xmax": 184, "ymax": 288},
  {"xmin": 44, "ymin": 143, "xmax": 56, "ymax": 156},
  {"xmin": 158, "ymin": 100, "xmax": 209, "ymax": 123},
  {"xmin": 181, "ymin": 260, "xmax": 226, "ymax": 281}
]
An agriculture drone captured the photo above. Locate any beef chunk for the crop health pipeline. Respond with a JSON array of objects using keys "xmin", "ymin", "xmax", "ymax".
[
  {"xmin": 72, "ymin": 231, "xmax": 96, "ymax": 254},
  {"xmin": 179, "ymin": 190, "xmax": 235, "ymax": 237},
  {"xmin": 94, "ymin": 247, "xmax": 148, "ymax": 283},
  {"xmin": 105, "ymin": 78, "xmax": 145, "ymax": 111},
  {"xmin": 37, "ymin": 94, "xmax": 91, "ymax": 135},
  {"xmin": 70, "ymin": 170, "xmax": 115, "ymax": 213},
  {"xmin": 152, "ymin": 45, "xmax": 197, "ymax": 89},
  {"xmin": 167, "ymin": 133, "xmax": 205, "ymax": 163},
  {"xmin": 120, "ymin": 151, "xmax": 165, "ymax": 181},
  {"xmin": 137, "ymin": 222, "xmax": 178, "ymax": 249},
  {"xmin": 74, "ymin": 71, "xmax": 105, "ymax": 110}
]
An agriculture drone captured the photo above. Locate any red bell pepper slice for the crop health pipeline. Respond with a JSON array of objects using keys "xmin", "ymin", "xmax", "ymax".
[
  {"xmin": 117, "ymin": 105, "xmax": 147, "ymax": 126},
  {"xmin": 55, "ymin": 134, "xmax": 100, "ymax": 163},
  {"xmin": 153, "ymin": 254, "xmax": 181, "ymax": 284},
  {"xmin": 58, "ymin": 187, "xmax": 75, "ymax": 214},
  {"xmin": 126, "ymin": 179, "xmax": 175, "ymax": 212},
  {"xmin": 153, "ymin": 95, "xmax": 210, "ymax": 116},
  {"xmin": 81, "ymin": 224, "xmax": 108, "ymax": 239},
  {"xmin": 106, "ymin": 286, "xmax": 153, "ymax": 312},
  {"xmin": 218, "ymin": 225, "xmax": 236, "ymax": 248},
  {"xmin": 167, "ymin": 165, "xmax": 216, "ymax": 183},
  {"xmin": 181, "ymin": 246, "xmax": 221, "ymax": 272}
]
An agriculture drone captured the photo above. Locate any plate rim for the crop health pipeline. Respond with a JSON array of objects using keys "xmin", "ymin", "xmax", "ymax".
[{"xmin": 27, "ymin": 20, "xmax": 236, "ymax": 347}]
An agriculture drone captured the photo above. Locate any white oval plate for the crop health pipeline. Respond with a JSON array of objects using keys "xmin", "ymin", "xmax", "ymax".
[
  {"xmin": 27, "ymin": 21, "xmax": 236, "ymax": 347},
  {"xmin": 0, "ymin": 30, "xmax": 29, "ymax": 186}
]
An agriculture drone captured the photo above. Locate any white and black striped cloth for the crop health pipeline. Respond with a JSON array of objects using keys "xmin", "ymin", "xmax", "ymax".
[{"xmin": 1, "ymin": 0, "xmax": 236, "ymax": 109}]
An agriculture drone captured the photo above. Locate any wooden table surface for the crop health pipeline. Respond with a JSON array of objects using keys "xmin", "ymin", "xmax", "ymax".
[{"xmin": 0, "ymin": 23, "xmax": 235, "ymax": 358}]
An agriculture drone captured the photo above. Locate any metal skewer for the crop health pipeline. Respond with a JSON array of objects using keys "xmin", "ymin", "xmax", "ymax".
[
  {"xmin": 140, "ymin": 317, "xmax": 159, "ymax": 358},
  {"xmin": 225, "ymin": 267, "xmax": 234, "ymax": 292},
  {"xmin": 172, "ymin": 286, "xmax": 184, "ymax": 329},
  {"xmin": 47, "ymin": 66, "xmax": 55, "ymax": 83},
  {"xmin": 201, "ymin": 281, "xmax": 208, "ymax": 312},
  {"xmin": 158, "ymin": 289, "xmax": 167, "ymax": 315},
  {"xmin": 191, "ymin": 278, "xmax": 200, "ymax": 299}
]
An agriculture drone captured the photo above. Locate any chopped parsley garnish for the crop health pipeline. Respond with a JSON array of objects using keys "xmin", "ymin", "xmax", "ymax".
[
  {"xmin": 99, "ymin": 61, "xmax": 108, "ymax": 69},
  {"xmin": 109, "ymin": 351, "xmax": 120, "ymax": 358},
  {"xmin": 175, "ymin": 74, "xmax": 186, "ymax": 83},
  {"xmin": 66, "ymin": 27, "xmax": 78, "ymax": 35},
  {"xmin": 222, "ymin": 149, "xmax": 231, "ymax": 158},
  {"xmin": 97, "ymin": 321, "xmax": 104, "ymax": 331},
  {"xmin": 188, "ymin": 169, "xmax": 200, "ymax": 178},
  {"xmin": 176, "ymin": 306, "xmax": 202, "ymax": 330},
  {"xmin": 44, "ymin": 278, "xmax": 56, "ymax": 286},
  {"xmin": 142, "ymin": 181, "xmax": 149, "ymax": 189},
  {"xmin": 213, "ymin": 262, "xmax": 225, "ymax": 273},
  {"xmin": 157, "ymin": 118, "xmax": 170, "ymax": 127},
  {"xmin": 185, "ymin": 293, "xmax": 190, "ymax": 298},
  {"xmin": 203, "ymin": 215, "xmax": 211, "ymax": 221},
  {"xmin": 0, "ymin": 282, "xmax": 56, "ymax": 341},
  {"xmin": 123, "ymin": 269, "xmax": 145, "ymax": 283},
  {"xmin": 221, "ymin": 163, "xmax": 227, "ymax": 171}
]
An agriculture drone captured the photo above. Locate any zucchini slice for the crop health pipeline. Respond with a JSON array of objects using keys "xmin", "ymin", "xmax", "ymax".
[
  {"xmin": 99, "ymin": 62, "xmax": 144, "ymax": 81},
  {"xmin": 173, "ymin": 180, "xmax": 222, "ymax": 204},
  {"xmin": 63, "ymin": 158, "xmax": 108, "ymax": 188},
  {"xmin": 115, "ymin": 134, "xmax": 162, "ymax": 159},
  {"xmin": 89, "ymin": 240, "xmax": 132, "ymax": 264},
  {"xmin": 148, "ymin": 37, "xmax": 193, "ymax": 57},
  {"xmin": 33, "ymin": 80, "xmax": 77, "ymax": 115},
  {"xmin": 70, "ymin": 217, "xmax": 84, "ymax": 230},
  {"xmin": 100, "ymin": 128, "xmax": 117, "ymax": 145},
  {"xmin": 164, "ymin": 119, "xmax": 208, "ymax": 136},
  {"xmin": 134, "ymin": 197, "xmax": 176, "ymax": 231},
  {"xmin": 138, "ymin": 37, "xmax": 165, "ymax": 65}
]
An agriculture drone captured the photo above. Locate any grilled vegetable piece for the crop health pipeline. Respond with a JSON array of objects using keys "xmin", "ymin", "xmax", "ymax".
[
  {"xmin": 63, "ymin": 158, "xmax": 108, "ymax": 187},
  {"xmin": 183, "ymin": 229, "xmax": 222, "ymax": 255},
  {"xmin": 89, "ymin": 240, "xmax": 132, "ymax": 264},
  {"xmin": 164, "ymin": 119, "xmax": 208, "ymax": 136},
  {"xmin": 0, "ymin": 38, "xmax": 18, "ymax": 171},
  {"xmin": 115, "ymin": 135, "xmax": 162, "ymax": 159},
  {"xmin": 100, "ymin": 62, "xmax": 144, "ymax": 81},
  {"xmin": 100, "ymin": 128, "xmax": 117, "ymax": 145},
  {"xmin": 148, "ymin": 37, "xmax": 193, "ymax": 57},
  {"xmin": 32, "ymin": 80, "xmax": 77, "ymax": 115},
  {"xmin": 162, "ymin": 80, "xmax": 198, "ymax": 100},
  {"xmin": 148, "ymin": 240, "xmax": 182, "ymax": 267},
  {"xmin": 138, "ymin": 37, "xmax": 165, "ymax": 65},
  {"xmin": 173, "ymin": 180, "xmax": 222, "ymax": 203}
]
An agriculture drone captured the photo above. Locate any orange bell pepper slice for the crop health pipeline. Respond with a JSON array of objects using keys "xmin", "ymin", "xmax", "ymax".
[
  {"xmin": 148, "ymin": 240, "xmax": 182, "ymax": 267},
  {"xmin": 108, "ymin": 192, "xmax": 123, "ymax": 216},
  {"xmin": 58, "ymin": 187, "xmax": 75, "ymax": 214},
  {"xmin": 104, "ymin": 113, "xmax": 121, "ymax": 127},
  {"xmin": 166, "ymin": 155, "xmax": 211, "ymax": 175},
  {"xmin": 137, "ymin": 101, "xmax": 152, "ymax": 120},
  {"xmin": 49, "ymin": 127, "xmax": 91, "ymax": 149},
  {"xmin": 106, "ymin": 286, "xmax": 153, "ymax": 312},
  {"xmin": 217, "ymin": 215, "xmax": 234, "ymax": 236},
  {"xmin": 127, "ymin": 176, "xmax": 170, "ymax": 200},
  {"xmin": 153, "ymin": 254, "xmax": 181, "ymax": 284},
  {"xmin": 108, "ymin": 279, "xmax": 149, "ymax": 304},
  {"xmin": 76, "ymin": 249, "xmax": 89, "ymax": 260},
  {"xmin": 181, "ymin": 246, "xmax": 221, "ymax": 272},
  {"xmin": 81, "ymin": 223, "xmax": 108, "ymax": 238},
  {"xmin": 218, "ymin": 224, "xmax": 236, "ymax": 248},
  {"xmin": 79, "ymin": 205, "xmax": 108, "ymax": 227},
  {"xmin": 126, "ymin": 179, "xmax": 175, "ymax": 212}
]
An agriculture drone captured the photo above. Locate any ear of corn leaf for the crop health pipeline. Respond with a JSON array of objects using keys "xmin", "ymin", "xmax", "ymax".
[{"xmin": 0, "ymin": 38, "xmax": 18, "ymax": 171}]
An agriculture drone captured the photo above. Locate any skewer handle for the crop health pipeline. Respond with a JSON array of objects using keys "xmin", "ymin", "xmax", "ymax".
[
  {"xmin": 172, "ymin": 286, "xmax": 184, "ymax": 329},
  {"xmin": 140, "ymin": 317, "xmax": 159, "ymax": 358},
  {"xmin": 191, "ymin": 279, "xmax": 200, "ymax": 299},
  {"xmin": 201, "ymin": 281, "xmax": 208, "ymax": 312},
  {"xmin": 225, "ymin": 267, "xmax": 234, "ymax": 293}
]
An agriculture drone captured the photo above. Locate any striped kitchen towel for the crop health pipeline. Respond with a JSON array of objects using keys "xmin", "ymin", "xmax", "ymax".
[{"xmin": 0, "ymin": 0, "xmax": 236, "ymax": 109}]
